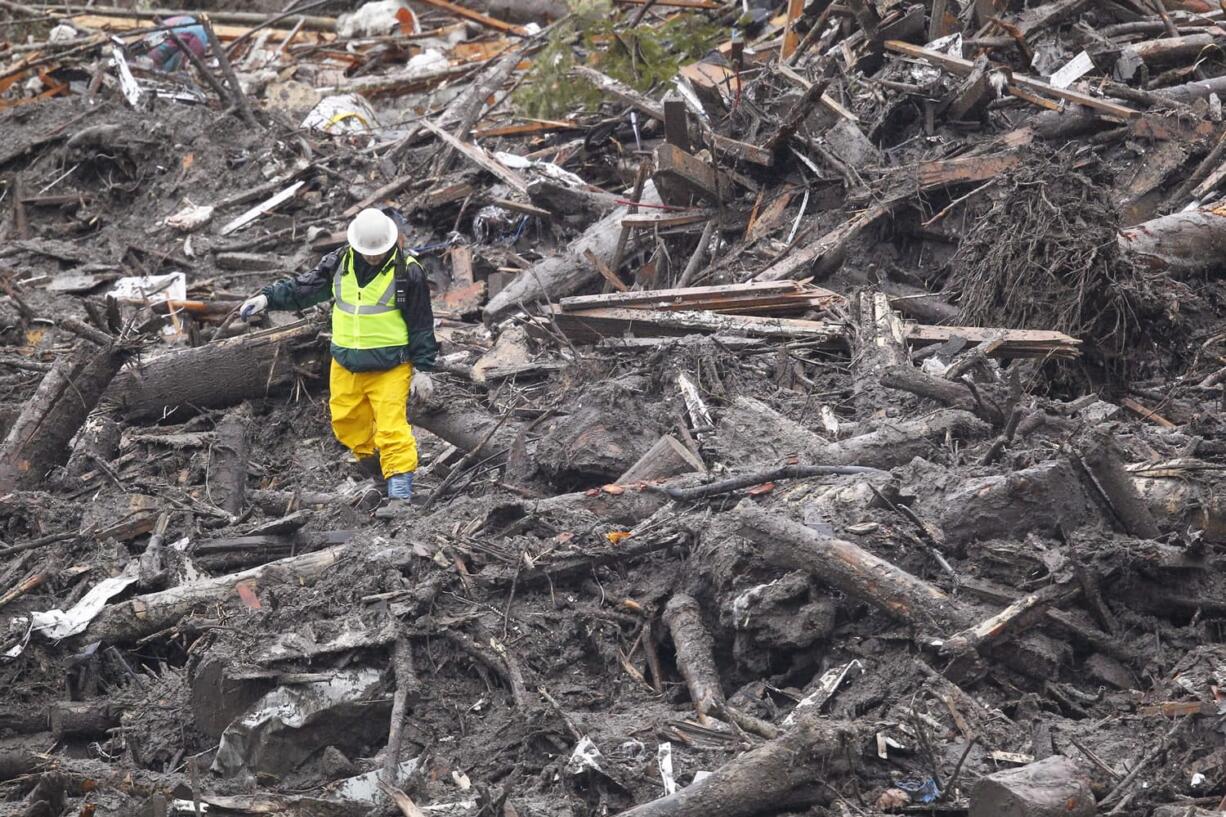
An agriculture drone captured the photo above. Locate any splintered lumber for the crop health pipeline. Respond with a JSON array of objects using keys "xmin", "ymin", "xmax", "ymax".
[
  {"xmin": 106, "ymin": 319, "xmax": 326, "ymax": 421},
  {"xmin": 884, "ymin": 41, "xmax": 1140, "ymax": 120},
  {"xmin": 208, "ymin": 408, "xmax": 251, "ymax": 516},
  {"xmin": 662, "ymin": 593, "xmax": 724, "ymax": 720},
  {"xmin": 756, "ymin": 205, "xmax": 891, "ymax": 281},
  {"xmin": 411, "ymin": 0, "xmax": 529, "ymax": 35},
  {"xmin": 617, "ymin": 435, "xmax": 705, "ymax": 484},
  {"xmin": 852, "ymin": 292, "xmax": 907, "ymax": 418},
  {"xmin": 654, "ymin": 142, "xmax": 733, "ymax": 204},
  {"xmin": 558, "ymin": 281, "xmax": 843, "ymax": 316},
  {"xmin": 82, "ymin": 544, "xmax": 353, "ymax": 644},
  {"xmin": 0, "ymin": 341, "xmax": 128, "ymax": 491},
  {"xmin": 571, "ymin": 66, "xmax": 774, "ymax": 167},
  {"xmin": 419, "ymin": 119, "xmax": 529, "ymax": 195},
  {"xmin": 615, "ymin": 716, "xmax": 859, "ymax": 817},
  {"xmin": 907, "ymin": 325, "xmax": 1080, "ymax": 358},
  {"xmin": 547, "ymin": 305, "xmax": 845, "ymax": 345},
  {"xmin": 48, "ymin": 4, "xmax": 337, "ymax": 31},
  {"xmin": 549, "ymin": 305, "xmax": 1080, "ymax": 359},
  {"xmin": 483, "ymin": 183, "xmax": 662, "ymax": 322},
  {"xmin": 735, "ymin": 503, "xmax": 966, "ymax": 632}
]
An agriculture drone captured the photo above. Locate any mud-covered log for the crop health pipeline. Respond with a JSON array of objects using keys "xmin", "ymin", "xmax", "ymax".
[
  {"xmin": 208, "ymin": 408, "xmax": 251, "ymax": 516},
  {"xmin": 816, "ymin": 409, "xmax": 991, "ymax": 468},
  {"xmin": 616, "ymin": 716, "xmax": 855, "ymax": 817},
  {"xmin": 411, "ymin": 406, "xmax": 523, "ymax": 456},
  {"xmin": 483, "ymin": 183, "xmax": 661, "ymax": 322},
  {"xmin": 63, "ymin": 411, "xmax": 122, "ymax": 482},
  {"xmin": 1119, "ymin": 210, "xmax": 1226, "ymax": 277},
  {"xmin": 48, "ymin": 701, "xmax": 121, "ymax": 740},
  {"xmin": 881, "ymin": 365, "xmax": 1005, "ymax": 423},
  {"xmin": 106, "ymin": 320, "xmax": 325, "ymax": 421},
  {"xmin": 735, "ymin": 503, "xmax": 967, "ymax": 632},
  {"xmin": 617, "ymin": 435, "xmax": 704, "ymax": 484},
  {"xmin": 80, "ymin": 544, "xmax": 352, "ymax": 644},
  {"xmin": 0, "ymin": 341, "xmax": 127, "ymax": 491},
  {"xmin": 662, "ymin": 593, "xmax": 724, "ymax": 719},
  {"xmin": 1076, "ymin": 430, "xmax": 1160, "ymax": 539}
]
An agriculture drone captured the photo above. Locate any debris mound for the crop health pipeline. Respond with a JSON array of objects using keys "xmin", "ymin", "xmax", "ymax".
[{"xmin": 0, "ymin": 0, "xmax": 1224, "ymax": 816}]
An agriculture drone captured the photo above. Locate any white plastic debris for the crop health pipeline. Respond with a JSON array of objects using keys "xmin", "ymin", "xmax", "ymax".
[
  {"xmin": 495, "ymin": 152, "xmax": 588, "ymax": 189},
  {"xmin": 301, "ymin": 94, "xmax": 382, "ymax": 136},
  {"xmin": 111, "ymin": 271, "xmax": 187, "ymax": 305},
  {"xmin": 784, "ymin": 659, "xmax": 863, "ymax": 726},
  {"xmin": 406, "ymin": 49, "xmax": 449, "ymax": 75},
  {"xmin": 48, "ymin": 23, "xmax": 79, "ymax": 43},
  {"xmin": 1049, "ymin": 51, "xmax": 1094, "ymax": 89},
  {"xmin": 920, "ymin": 356, "xmax": 949, "ymax": 377},
  {"xmin": 331, "ymin": 758, "xmax": 421, "ymax": 802},
  {"xmin": 565, "ymin": 736, "xmax": 605, "ymax": 776},
  {"xmin": 657, "ymin": 742, "xmax": 678, "ymax": 795},
  {"xmin": 164, "ymin": 201, "xmax": 215, "ymax": 232},
  {"xmin": 337, "ymin": 0, "xmax": 418, "ymax": 39},
  {"xmin": 14, "ymin": 563, "xmax": 141, "ymax": 647}
]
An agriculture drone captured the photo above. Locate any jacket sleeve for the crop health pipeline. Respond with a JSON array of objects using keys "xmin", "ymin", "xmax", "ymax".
[
  {"xmin": 261, "ymin": 248, "xmax": 343, "ymax": 311},
  {"xmin": 402, "ymin": 256, "xmax": 438, "ymax": 372}
]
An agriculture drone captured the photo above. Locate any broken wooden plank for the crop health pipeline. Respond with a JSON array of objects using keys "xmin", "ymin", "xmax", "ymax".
[
  {"xmin": 218, "ymin": 181, "xmax": 305, "ymax": 236},
  {"xmin": 621, "ymin": 211, "xmax": 713, "ymax": 229},
  {"xmin": 411, "ymin": 0, "xmax": 529, "ymax": 35},
  {"xmin": 419, "ymin": 119, "xmax": 529, "ymax": 194},
  {"xmin": 548, "ymin": 305, "xmax": 845, "ymax": 345},
  {"xmin": 654, "ymin": 143, "xmax": 732, "ymax": 204},
  {"xmin": 884, "ymin": 40, "xmax": 1142, "ymax": 120}
]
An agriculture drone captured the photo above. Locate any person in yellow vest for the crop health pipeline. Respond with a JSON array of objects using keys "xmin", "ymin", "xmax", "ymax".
[{"xmin": 238, "ymin": 208, "xmax": 438, "ymax": 511}]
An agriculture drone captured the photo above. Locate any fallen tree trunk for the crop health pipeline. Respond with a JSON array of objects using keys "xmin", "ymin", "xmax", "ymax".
[
  {"xmin": 851, "ymin": 291, "xmax": 908, "ymax": 420},
  {"xmin": 735, "ymin": 502, "xmax": 966, "ymax": 633},
  {"xmin": 662, "ymin": 593, "xmax": 724, "ymax": 720},
  {"xmin": 1074, "ymin": 429, "xmax": 1161, "ymax": 538},
  {"xmin": 483, "ymin": 182, "xmax": 661, "ymax": 322},
  {"xmin": 80, "ymin": 544, "xmax": 351, "ymax": 644},
  {"xmin": 814, "ymin": 409, "xmax": 991, "ymax": 467},
  {"xmin": 106, "ymin": 319, "xmax": 326, "ymax": 421},
  {"xmin": 615, "ymin": 715, "xmax": 855, "ymax": 817},
  {"xmin": 0, "ymin": 341, "xmax": 127, "ymax": 491},
  {"xmin": 881, "ymin": 365, "xmax": 1005, "ymax": 423},
  {"xmin": 1119, "ymin": 209, "xmax": 1226, "ymax": 276}
]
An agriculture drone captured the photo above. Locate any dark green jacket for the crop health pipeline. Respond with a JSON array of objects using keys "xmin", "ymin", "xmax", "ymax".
[{"xmin": 262, "ymin": 246, "xmax": 438, "ymax": 373}]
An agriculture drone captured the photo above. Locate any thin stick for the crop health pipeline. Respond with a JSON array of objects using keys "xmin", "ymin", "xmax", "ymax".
[
  {"xmin": 381, "ymin": 634, "xmax": 416, "ymax": 784},
  {"xmin": 201, "ymin": 15, "xmax": 260, "ymax": 129},
  {"xmin": 1099, "ymin": 717, "xmax": 1190, "ymax": 810},
  {"xmin": 648, "ymin": 464, "xmax": 889, "ymax": 502}
]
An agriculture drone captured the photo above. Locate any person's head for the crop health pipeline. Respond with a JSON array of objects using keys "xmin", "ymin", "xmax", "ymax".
[{"xmin": 347, "ymin": 208, "xmax": 399, "ymax": 265}]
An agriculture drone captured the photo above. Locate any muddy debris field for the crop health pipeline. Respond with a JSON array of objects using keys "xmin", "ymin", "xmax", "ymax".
[{"xmin": 0, "ymin": 0, "xmax": 1225, "ymax": 815}]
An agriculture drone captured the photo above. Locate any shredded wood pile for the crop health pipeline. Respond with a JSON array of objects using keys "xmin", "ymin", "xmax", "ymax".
[{"xmin": 0, "ymin": 0, "xmax": 1224, "ymax": 816}]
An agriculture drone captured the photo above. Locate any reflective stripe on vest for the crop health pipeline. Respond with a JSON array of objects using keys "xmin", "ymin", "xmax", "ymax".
[{"xmin": 331, "ymin": 249, "xmax": 409, "ymax": 350}]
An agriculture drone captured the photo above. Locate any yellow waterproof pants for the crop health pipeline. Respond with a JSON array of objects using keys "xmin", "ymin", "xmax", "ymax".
[{"xmin": 329, "ymin": 360, "xmax": 418, "ymax": 478}]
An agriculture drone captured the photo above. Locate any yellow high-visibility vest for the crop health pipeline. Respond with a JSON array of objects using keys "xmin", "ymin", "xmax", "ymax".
[{"xmin": 331, "ymin": 249, "xmax": 409, "ymax": 350}]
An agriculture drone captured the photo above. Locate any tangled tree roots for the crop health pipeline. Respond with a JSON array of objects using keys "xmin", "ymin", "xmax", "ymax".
[{"xmin": 946, "ymin": 149, "xmax": 1157, "ymax": 381}]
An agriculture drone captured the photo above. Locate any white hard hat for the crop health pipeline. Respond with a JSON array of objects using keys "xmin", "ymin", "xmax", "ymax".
[{"xmin": 347, "ymin": 208, "xmax": 398, "ymax": 256}]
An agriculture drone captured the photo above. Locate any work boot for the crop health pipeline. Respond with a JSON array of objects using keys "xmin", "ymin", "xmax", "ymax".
[
  {"xmin": 374, "ymin": 472, "xmax": 413, "ymax": 519},
  {"xmin": 352, "ymin": 454, "xmax": 385, "ymax": 488}
]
